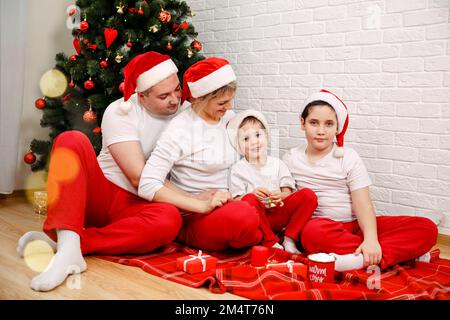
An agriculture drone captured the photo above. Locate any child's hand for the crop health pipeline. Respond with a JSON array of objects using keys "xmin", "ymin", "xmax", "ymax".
[
  {"xmin": 354, "ymin": 238, "xmax": 382, "ymax": 267},
  {"xmin": 254, "ymin": 187, "xmax": 270, "ymax": 200}
]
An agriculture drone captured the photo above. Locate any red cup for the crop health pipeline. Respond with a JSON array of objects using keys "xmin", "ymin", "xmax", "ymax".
[
  {"xmin": 251, "ymin": 246, "xmax": 270, "ymax": 267},
  {"xmin": 307, "ymin": 253, "xmax": 336, "ymax": 283}
]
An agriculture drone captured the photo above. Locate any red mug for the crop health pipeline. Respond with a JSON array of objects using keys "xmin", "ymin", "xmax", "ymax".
[
  {"xmin": 251, "ymin": 246, "xmax": 270, "ymax": 267},
  {"xmin": 307, "ymin": 253, "xmax": 336, "ymax": 283}
]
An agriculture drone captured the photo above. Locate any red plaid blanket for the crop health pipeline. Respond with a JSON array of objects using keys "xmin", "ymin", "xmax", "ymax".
[{"xmin": 97, "ymin": 244, "xmax": 450, "ymax": 300}]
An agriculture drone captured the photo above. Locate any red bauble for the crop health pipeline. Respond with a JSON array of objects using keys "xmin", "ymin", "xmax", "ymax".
[
  {"xmin": 34, "ymin": 98, "xmax": 46, "ymax": 110},
  {"xmin": 118, "ymin": 82, "xmax": 125, "ymax": 93},
  {"xmin": 79, "ymin": 20, "xmax": 89, "ymax": 32},
  {"xmin": 24, "ymin": 152, "xmax": 36, "ymax": 165},
  {"xmin": 126, "ymin": 41, "xmax": 133, "ymax": 48},
  {"xmin": 128, "ymin": 7, "xmax": 136, "ymax": 14},
  {"xmin": 83, "ymin": 109, "xmax": 97, "ymax": 124},
  {"xmin": 191, "ymin": 39, "xmax": 202, "ymax": 52},
  {"xmin": 93, "ymin": 127, "xmax": 102, "ymax": 134},
  {"xmin": 69, "ymin": 81, "xmax": 75, "ymax": 88},
  {"xmin": 84, "ymin": 79, "xmax": 95, "ymax": 90},
  {"xmin": 158, "ymin": 10, "xmax": 171, "ymax": 23},
  {"xmin": 166, "ymin": 42, "xmax": 172, "ymax": 50},
  {"xmin": 138, "ymin": 7, "xmax": 144, "ymax": 15},
  {"xmin": 69, "ymin": 54, "xmax": 77, "ymax": 61},
  {"xmin": 99, "ymin": 60, "xmax": 108, "ymax": 68}
]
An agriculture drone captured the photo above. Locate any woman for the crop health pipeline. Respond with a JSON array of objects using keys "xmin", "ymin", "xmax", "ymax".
[{"xmin": 138, "ymin": 57, "xmax": 263, "ymax": 251}]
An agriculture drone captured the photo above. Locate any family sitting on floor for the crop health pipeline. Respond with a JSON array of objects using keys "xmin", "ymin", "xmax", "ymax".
[{"xmin": 17, "ymin": 51, "xmax": 437, "ymax": 292}]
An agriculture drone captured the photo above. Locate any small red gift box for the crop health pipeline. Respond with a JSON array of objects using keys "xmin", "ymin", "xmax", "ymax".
[
  {"xmin": 176, "ymin": 250, "xmax": 217, "ymax": 274},
  {"xmin": 266, "ymin": 260, "xmax": 307, "ymax": 278}
]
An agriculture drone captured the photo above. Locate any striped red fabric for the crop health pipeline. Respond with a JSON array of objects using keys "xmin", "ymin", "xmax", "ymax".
[{"xmin": 97, "ymin": 244, "xmax": 450, "ymax": 300}]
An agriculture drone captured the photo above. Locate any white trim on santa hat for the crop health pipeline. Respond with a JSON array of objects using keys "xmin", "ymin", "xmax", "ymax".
[
  {"xmin": 136, "ymin": 59, "xmax": 178, "ymax": 92},
  {"xmin": 302, "ymin": 92, "xmax": 348, "ymax": 134},
  {"xmin": 188, "ymin": 64, "xmax": 236, "ymax": 98}
]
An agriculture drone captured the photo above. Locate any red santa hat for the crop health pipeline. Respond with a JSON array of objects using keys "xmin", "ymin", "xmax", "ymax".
[
  {"xmin": 118, "ymin": 51, "xmax": 178, "ymax": 114},
  {"xmin": 301, "ymin": 89, "xmax": 349, "ymax": 158},
  {"xmin": 181, "ymin": 57, "xmax": 236, "ymax": 105}
]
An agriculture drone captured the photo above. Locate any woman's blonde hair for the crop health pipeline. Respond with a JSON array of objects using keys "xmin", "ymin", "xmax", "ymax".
[{"xmin": 191, "ymin": 81, "xmax": 237, "ymax": 108}]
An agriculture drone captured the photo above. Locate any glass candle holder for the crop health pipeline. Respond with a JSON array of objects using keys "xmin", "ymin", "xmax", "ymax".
[{"xmin": 33, "ymin": 191, "xmax": 47, "ymax": 215}]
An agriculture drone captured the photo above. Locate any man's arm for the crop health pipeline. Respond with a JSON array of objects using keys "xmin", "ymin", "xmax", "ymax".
[{"xmin": 108, "ymin": 141, "xmax": 145, "ymax": 188}]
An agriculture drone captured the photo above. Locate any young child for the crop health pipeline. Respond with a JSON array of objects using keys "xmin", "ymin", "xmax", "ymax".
[
  {"xmin": 283, "ymin": 89, "xmax": 438, "ymax": 271},
  {"xmin": 227, "ymin": 109, "xmax": 318, "ymax": 254}
]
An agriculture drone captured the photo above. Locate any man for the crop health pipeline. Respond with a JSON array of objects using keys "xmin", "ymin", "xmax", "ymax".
[{"xmin": 17, "ymin": 51, "xmax": 183, "ymax": 292}]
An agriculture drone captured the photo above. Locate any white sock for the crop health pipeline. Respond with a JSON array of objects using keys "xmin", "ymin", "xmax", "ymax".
[
  {"xmin": 17, "ymin": 231, "xmax": 57, "ymax": 258},
  {"xmin": 282, "ymin": 236, "xmax": 301, "ymax": 254},
  {"xmin": 272, "ymin": 242, "xmax": 284, "ymax": 250},
  {"xmin": 416, "ymin": 252, "xmax": 431, "ymax": 263},
  {"xmin": 30, "ymin": 229, "xmax": 87, "ymax": 292},
  {"xmin": 331, "ymin": 253, "xmax": 365, "ymax": 272}
]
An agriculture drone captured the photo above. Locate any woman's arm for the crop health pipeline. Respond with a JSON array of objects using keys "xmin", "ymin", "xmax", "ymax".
[{"xmin": 352, "ymin": 187, "xmax": 382, "ymax": 266}]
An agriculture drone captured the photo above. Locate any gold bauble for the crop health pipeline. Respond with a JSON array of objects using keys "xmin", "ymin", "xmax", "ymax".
[{"xmin": 39, "ymin": 69, "xmax": 68, "ymax": 98}]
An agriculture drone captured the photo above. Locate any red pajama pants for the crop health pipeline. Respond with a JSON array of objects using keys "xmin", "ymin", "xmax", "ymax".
[
  {"xmin": 301, "ymin": 216, "xmax": 438, "ymax": 269},
  {"xmin": 177, "ymin": 200, "xmax": 263, "ymax": 251},
  {"xmin": 241, "ymin": 189, "xmax": 318, "ymax": 246},
  {"xmin": 43, "ymin": 131, "xmax": 182, "ymax": 255}
]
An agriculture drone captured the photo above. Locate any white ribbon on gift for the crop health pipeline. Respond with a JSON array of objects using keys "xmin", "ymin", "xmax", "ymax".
[
  {"xmin": 266, "ymin": 259, "xmax": 295, "ymax": 273},
  {"xmin": 183, "ymin": 250, "xmax": 210, "ymax": 272}
]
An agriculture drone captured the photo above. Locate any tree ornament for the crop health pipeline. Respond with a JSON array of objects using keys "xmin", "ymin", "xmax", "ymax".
[
  {"xmin": 191, "ymin": 39, "xmax": 202, "ymax": 52},
  {"xmin": 186, "ymin": 48, "xmax": 193, "ymax": 58},
  {"xmin": 116, "ymin": 3, "xmax": 124, "ymax": 14},
  {"xmin": 83, "ymin": 107, "xmax": 97, "ymax": 124},
  {"xmin": 172, "ymin": 21, "xmax": 188, "ymax": 35},
  {"xmin": 69, "ymin": 54, "xmax": 77, "ymax": 61},
  {"xmin": 149, "ymin": 24, "xmax": 160, "ymax": 33},
  {"xmin": 79, "ymin": 20, "xmax": 89, "ymax": 32},
  {"xmin": 104, "ymin": 28, "xmax": 118, "ymax": 49},
  {"xmin": 39, "ymin": 69, "xmax": 68, "ymax": 98},
  {"xmin": 126, "ymin": 41, "xmax": 133, "ymax": 48},
  {"xmin": 73, "ymin": 39, "xmax": 81, "ymax": 55},
  {"xmin": 166, "ymin": 42, "xmax": 172, "ymax": 50},
  {"xmin": 68, "ymin": 8, "xmax": 77, "ymax": 16},
  {"xmin": 100, "ymin": 60, "xmax": 108, "ymax": 68},
  {"xmin": 93, "ymin": 127, "xmax": 102, "ymax": 134},
  {"xmin": 69, "ymin": 80, "xmax": 75, "ymax": 88},
  {"xmin": 118, "ymin": 82, "xmax": 125, "ymax": 93},
  {"xmin": 138, "ymin": 6, "xmax": 144, "ymax": 15},
  {"xmin": 82, "ymin": 38, "xmax": 89, "ymax": 45},
  {"xmin": 115, "ymin": 53, "xmax": 124, "ymax": 63},
  {"xmin": 84, "ymin": 78, "xmax": 95, "ymax": 90},
  {"xmin": 24, "ymin": 152, "xmax": 37, "ymax": 165},
  {"xmin": 129, "ymin": 7, "xmax": 136, "ymax": 14},
  {"xmin": 35, "ymin": 98, "xmax": 46, "ymax": 110},
  {"xmin": 158, "ymin": 10, "xmax": 171, "ymax": 23}
]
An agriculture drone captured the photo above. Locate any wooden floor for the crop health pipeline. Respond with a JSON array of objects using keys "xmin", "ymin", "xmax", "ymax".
[{"xmin": 1, "ymin": 194, "xmax": 449, "ymax": 300}]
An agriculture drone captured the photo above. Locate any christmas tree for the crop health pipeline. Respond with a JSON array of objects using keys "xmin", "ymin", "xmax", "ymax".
[{"xmin": 26, "ymin": 0, "xmax": 204, "ymax": 171}]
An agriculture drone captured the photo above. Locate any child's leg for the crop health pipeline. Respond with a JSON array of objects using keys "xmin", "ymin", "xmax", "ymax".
[
  {"xmin": 375, "ymin": 216, "xmax": 438, "ymax": 269},
  {"xmin": 177, "ymin": 200, "xmax": 262, "ymax": 251},
  {"xmin": 241, "ymin": 194, "xmax": 280, "ymax": 247},
  {"xmin": 269, "ymin": 188, "xmax": 317, "ymax": 241}
]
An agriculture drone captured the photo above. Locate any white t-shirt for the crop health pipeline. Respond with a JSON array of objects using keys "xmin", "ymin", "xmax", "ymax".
[
  {"xmin": 229, "ymin": 156, "xmax": 296, "ymax": 198},
  {"xmin": 97, "ymin": 94, "xmax": 178, "ymax": 194},
  {"xmin": 283, "ymin": 143, "xmax": 372, "ymax": 222},
  {"xmin": 138, "ymin": 107, "xmax": 239, "ymax": 201}
]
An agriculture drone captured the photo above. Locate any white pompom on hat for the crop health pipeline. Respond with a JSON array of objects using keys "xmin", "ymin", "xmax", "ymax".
[
  {"xmin": 181, "ymin": 57, "xmax": 236, "ymax": 106},
  {"xmin": 117, "ymin": 51, "xmax": 178, "ymax": 115},
  {"xmin": 300, "ymin": 89, "xmax": 349, "ymax": 158},
  {"xmin": 226, "ymin": 109, "xmax": 270, "ymax": 155}
]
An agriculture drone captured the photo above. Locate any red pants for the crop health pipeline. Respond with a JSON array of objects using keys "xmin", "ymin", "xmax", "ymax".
[
  {"xmin": 43, "ymin": 131, "xmax": 182, "ymax": 255},
  {"xmin": 301, "ymin": 216, "xmax": 438, "ymax": 269},
  {"xmin": 241, "ymin": 189, "xmax": 318, "ymax": 246},
  {"xmin": 177, "ymin": 200, "xmax": 263, "ymax": 251}
]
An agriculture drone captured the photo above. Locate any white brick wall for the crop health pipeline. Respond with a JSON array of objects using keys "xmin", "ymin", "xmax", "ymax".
[{"xmin": 188, "ymin": 0, "xmax": 450, "ymax": 235}]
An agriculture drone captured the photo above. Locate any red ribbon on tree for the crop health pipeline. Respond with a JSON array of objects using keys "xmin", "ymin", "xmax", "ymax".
[{"xmin": 172, "ymin": 21, "xmax": 188, "ymax": 35}]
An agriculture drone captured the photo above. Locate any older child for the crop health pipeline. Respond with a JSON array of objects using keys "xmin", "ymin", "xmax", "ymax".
[
  {"xmin": 227, "ymin": 109, "xmax": 317, "ymax": 254},
  {"xmin": 283, "ymin": 89, "xmax": 438, "ymax": 271}
]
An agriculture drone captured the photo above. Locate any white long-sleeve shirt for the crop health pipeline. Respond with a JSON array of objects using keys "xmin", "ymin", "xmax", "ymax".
[{"xmin": 138, "ymin": 107, "xmax": 239, "ymax": 201}]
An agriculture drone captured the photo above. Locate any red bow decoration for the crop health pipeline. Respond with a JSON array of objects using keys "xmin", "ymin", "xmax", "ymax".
[
  {"xmin": 172, "ymin": 21, "xmax": 188, "ymax": 35},
  {"xmin": 87, "ymin": 44, "xmax": 97, "ymax": 51},
  {"xmin": 104, "ymin": 28, "xmax": 118, "ymax": 49}
]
